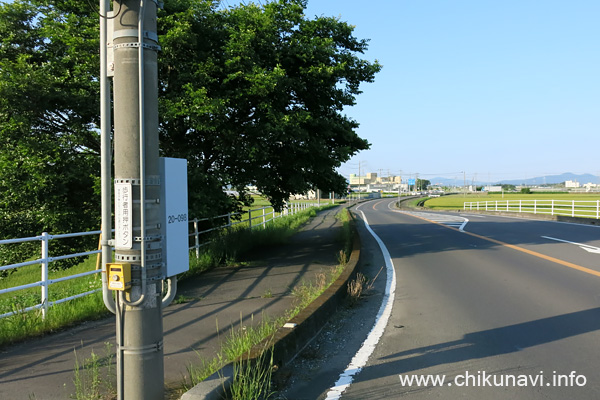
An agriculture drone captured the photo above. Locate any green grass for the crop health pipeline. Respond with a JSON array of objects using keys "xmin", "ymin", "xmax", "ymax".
[
  {"xmin": 2, "ymin": 203, "xmax": 351, "ymax": 399},
  {"xmin": 179, "ymin": 314, "xmax": 284, "ymax": 394},
  {"xmin": 0, "ymin": 204, "xmax": 339, "ymax": 348},
  {"xmin": 179, "ymin": 260, "xmax": 348, "ymax": 399},
  {"xmin": 72, "ymin": 342, "xmax": 115, "ymax": 400},
  {"xmin": 0, "ymin": 255, "xmax": 102, "ymax": 313},
  {"xmin": 177, "ymin": 206, "xmax": 354, "ymax": 399},
  {"xmin": 402, "ymin": 197, "xmax": 427, "ymax": 208},
  {"xmin": 221, "ymin": 314, "xmax": 284, "ymax": 362},
  {"xmin": 183, "ymin": 204, "xmax": 336, "ymax": 278},
  {"xmin": 228, "ymin": 342, "xmax": 275, "ymax": 400},
  {"xmin": 424, "ymin": 193, "xmax": 600, "ymax": 211},
  {"xmin": 0, "ymin": 254, "xmax": 110, "ymax": 348}
]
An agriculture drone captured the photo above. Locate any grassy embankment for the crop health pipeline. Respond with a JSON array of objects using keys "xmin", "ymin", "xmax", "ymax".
[
  {"xmin": 68, "ymin": 205, "xmax": 353, "ymax": 400},
  {"xmin": 0, "ymin": 200, "xmax": 341, "ymax": 348},
  {"xmin": 175, "ymin": 206, "xmax": 354, "ymax": 400}
]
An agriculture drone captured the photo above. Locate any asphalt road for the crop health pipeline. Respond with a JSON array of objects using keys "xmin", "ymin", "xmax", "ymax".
[{"xmin": 284, "ymin": 198, "xmax": 600, "ymax": 400}]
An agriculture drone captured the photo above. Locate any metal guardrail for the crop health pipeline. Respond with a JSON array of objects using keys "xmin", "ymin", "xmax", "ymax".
[
  {"xmin": 463, "ymin": 199, "xmax": 600, "ymax": 219},
  {"xmin": 188, "ymin": 202, "xmax": 322, "ymax": 257},
  {"xmin": 0, "ymin": 231, "xmax": 103, "ymax": 319},
  {"xmin": 0, "ymin": 201, "xmax": 325, "ymax": 320}
]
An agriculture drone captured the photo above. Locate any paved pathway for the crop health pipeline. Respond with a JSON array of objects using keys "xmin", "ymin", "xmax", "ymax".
[{"xmin": 0, "ymin": 206, "xmax": 343, "ymax": 399}]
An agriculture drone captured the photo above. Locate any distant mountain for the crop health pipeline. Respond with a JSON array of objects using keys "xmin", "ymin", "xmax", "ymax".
[
  {"xmin": 497, "ymin": 173, "xmax": 600, "ymax": 186},
  {"xmin": 428, "ymin": 173, "xmax": 600, "ymax": 187}
]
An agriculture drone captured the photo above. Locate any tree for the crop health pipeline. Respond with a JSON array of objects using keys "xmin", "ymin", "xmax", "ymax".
[
  {"xmin": 0, "ymin": 0, "xmax": 380, "ymax": 269},
  {"xmin": 0, "ymin": 0, "xmax": 101, "ymax": 271},
  {"xmin": 416, "ymin": 179, "xmax": 431, "ymax": 191},
  {"xmin": 158, "ymin": 0, "xmax": 380, "ymax": 215}
]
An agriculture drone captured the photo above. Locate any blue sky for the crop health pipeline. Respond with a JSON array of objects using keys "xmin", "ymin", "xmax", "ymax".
[
  {"xmin": 4, "ymin": 0, "xmax": 595, "ymax": 183},
  {"xmin": 302, "ymin": 0, "xmax": 600, "ymax": 183}
]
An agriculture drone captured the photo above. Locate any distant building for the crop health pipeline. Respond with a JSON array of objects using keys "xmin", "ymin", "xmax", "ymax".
[
  {"xmin": 483, "ymin": 186, "xmax": 503, "ymax": 192},
  {"xmin": 565, "ymin": 180, "xmax": 581, "ymax": 188},
  {"xmin": 349, "ymin": 172, "xmax": 406, "ymax": 192}
]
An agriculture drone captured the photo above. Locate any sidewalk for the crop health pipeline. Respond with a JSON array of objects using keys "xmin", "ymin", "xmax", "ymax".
[{"xmin": 0, "ymin": 206, "xmax": 345, "ymax": 400}]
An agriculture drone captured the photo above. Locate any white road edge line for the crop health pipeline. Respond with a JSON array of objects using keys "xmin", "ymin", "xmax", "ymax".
[
  {"xmin": 386, "ymin": 201, "xmax": 469, "ymax": 232},
  {"xmin": 324, "ymin": 205, "xmax": 397, "ymax": 400},
  {"xmin": 541, "ymin": 236, "xmax": 600, "ymax": 254},
  {"xmin": 459, "ymin": 218, "xmax": 469, "ymax": 232}
]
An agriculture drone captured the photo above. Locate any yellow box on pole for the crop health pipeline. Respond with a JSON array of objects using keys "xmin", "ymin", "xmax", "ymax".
[{"xmin": 107, "ymin": 263, "xmax": 132, "ymax": 291}]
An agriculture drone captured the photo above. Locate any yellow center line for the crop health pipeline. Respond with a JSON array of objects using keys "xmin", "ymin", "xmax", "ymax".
[{"xmin": 403, "ymin": 212, "xmax": 600, "ymax": 278}]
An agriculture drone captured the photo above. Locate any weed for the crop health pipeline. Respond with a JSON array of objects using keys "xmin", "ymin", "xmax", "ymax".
[
  {"xmin": 228, "ymin": 342, "xmax": 275, "ymax": 400},
  {"xmin": 337, "ymin": 249, "xmax": 348, "ymax": 265},
  {"xmin": 183, "ymin": 314, "xmax": 284, "ymax": 394},
  {"xmin": 222, "ymin": 314, "xmax": 283, "ymax": 361},
  {"xmin": 347, "ymin": 273, "xmax": 367, "ymax": 306},
  {"xmin": 173, "ymin": 295, "xmax": 195, "ymax": 304},
  {"xmin": 72, "ymin": 342, "xmax": 114, "ymax": 400},
  {"xmin": 367, "ymin": 266, "xmax": 385, "ymax": 291},
  {"xmin": 183, "ymin": 352, "xmax": 225, "ymax": 390}
]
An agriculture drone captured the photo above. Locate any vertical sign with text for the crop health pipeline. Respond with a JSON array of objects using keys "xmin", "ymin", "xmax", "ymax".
[{"xmin": 115, "ymin": 181, "xmax": 133, "ymax": 249}]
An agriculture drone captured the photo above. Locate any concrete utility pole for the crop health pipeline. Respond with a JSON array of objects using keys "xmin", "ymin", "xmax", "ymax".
[
  {"xmin": 416, "ymin": 173, "xmax": 419, "ymax": 192},
  {"xmin": 112, "ymin": 0, "xmax": 164, "ymax": 399}
]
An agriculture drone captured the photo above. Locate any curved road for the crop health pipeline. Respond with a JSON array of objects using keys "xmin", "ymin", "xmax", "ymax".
[{"xmin": 328, "ymin": 198, "xmax": 600, "ymax": 399}]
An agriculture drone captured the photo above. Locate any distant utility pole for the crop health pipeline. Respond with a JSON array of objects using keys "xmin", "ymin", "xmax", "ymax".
[
  {"xmin": 112, "ymin": 0, "xmax": 164, "ymax": 399},
  {"xmin": 358, "ymin": 161, "xmax": 365, "ymax": 200}
]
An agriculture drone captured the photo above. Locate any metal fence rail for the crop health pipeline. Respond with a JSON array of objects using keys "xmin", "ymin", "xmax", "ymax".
[
  {"xmin": 0, "ymin": 231, "xmax": 103, "ymax": 319},
  {"xmin": 463, "ymin": 199, "xmax": 600, "ymax": 219},
  {"xmin": 0, "ymin": 201, "xmax": 323, "ymax": 320},
  {"xmin": 188, "ymin": 202, "xmax": 321, "ymax": 257}
]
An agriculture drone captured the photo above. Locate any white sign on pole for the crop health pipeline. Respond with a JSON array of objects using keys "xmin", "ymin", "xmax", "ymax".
[
  {"xmin": 115, "ymin": 181, "xmax": 133, "ymax": 249},
  {"xmin": 160, "ymin": 158, "xmax": 189, "ymax": 276}
]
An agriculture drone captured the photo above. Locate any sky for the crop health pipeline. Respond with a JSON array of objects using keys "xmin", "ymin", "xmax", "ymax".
[
  {"xmin": 3, "ymin": 0, "xmax": 596, "ymax": 183},
  {"xmin": 301, "ymin": 0, "xmax": 600, "ymax": 183}
]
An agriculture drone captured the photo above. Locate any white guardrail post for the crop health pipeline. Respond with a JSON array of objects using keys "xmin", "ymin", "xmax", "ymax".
[
  {"xmin": 2, "ymin": 200, "xmax": 345, "ymax": 321},
  {"xmin": 40, "ymin": 232, "xmax": 50, "ymax": 320},
  {"xmin": 193, "ymin": 219, "xmax": 200, "ymax": 258},
  {"xmin": 465, "ymin": 198, "xmax": 600, "ymax": 220}
]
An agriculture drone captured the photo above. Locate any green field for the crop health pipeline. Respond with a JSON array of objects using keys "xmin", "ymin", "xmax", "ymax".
[{"xmin": 424, "ymin": 193, "xmax": 600, "ymax": 211}]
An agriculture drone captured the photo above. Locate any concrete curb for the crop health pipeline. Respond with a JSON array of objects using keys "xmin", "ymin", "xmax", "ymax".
[{"xmin": 181, "ymin": 210, "xmax": 362, "ymax": 400}]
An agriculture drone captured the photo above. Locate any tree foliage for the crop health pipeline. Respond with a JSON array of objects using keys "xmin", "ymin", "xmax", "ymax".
[
  {"xmin": 0, "ymin": 0, "xmax": 380, "ymax": 269},
  {"xmin": 416, "ymin": 179, "xmax": 431, "ymax": 190},
  {"xmin": 0, "ymin": 0, "xmax": 101, "ymax": 270},
  {"xmin": 159, "ymin": 0, "xmax": 380, "ymax": 215}
]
